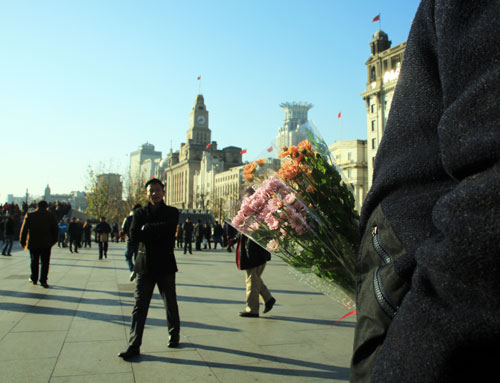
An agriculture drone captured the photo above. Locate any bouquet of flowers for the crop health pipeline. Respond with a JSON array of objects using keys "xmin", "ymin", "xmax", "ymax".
[{"xmin": 232, "ymin": 122, "xmax": 359, "ymax": 307}]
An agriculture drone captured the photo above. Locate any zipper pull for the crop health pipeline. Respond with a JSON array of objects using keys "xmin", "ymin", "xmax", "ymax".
[{"xmin": 372, "ymin": 225, "xmax": 378, "ymax": 236}]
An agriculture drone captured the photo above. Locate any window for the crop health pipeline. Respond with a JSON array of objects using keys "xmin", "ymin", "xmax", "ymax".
[
  {"xmin": 371, "ymin": 120, "xmax": 376, "ymax": 131},
  {"xmin": 371, "ymin": 66, "xmax": 376, "ymax": 81},
  {"xmin": 371, "ymin": 104, "xmax": 375, "ymax": 113},
  {"xmin": 372, "ymin": 138, "xmax": 377, "ymax": 149},
  {"xmin": 348, "ymin": 152, "xmax": 352, "ymax": 161},
  {"xmin": 347, "ymin": 169, "xmax": 352, "ymax": 178}
]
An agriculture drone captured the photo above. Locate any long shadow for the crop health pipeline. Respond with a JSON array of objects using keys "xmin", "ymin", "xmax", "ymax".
[
  {"xmin": 0, "ymin": 302, "xmax": 240, "ymax": 332},
  {"xmin": 262, "ymin": 315, "xmax": 356, "ymax": 328},
  {"xmin": 0, "ymin": 288, "xmax": 242, "ymax": 308},
  {"xmin": 129, "ymin": 343, "xmax": 349, "ymax": 380},
  {"xmin": 50, "ymin": 262, "xmax": 129, "ymax": 271},
  {"xmin": 177, "ymin": 283, "xmax": 323, "ymax": 296},
  {"xmin": 0, "ymin": 289, "xmax": 131, "ymax": 307}
]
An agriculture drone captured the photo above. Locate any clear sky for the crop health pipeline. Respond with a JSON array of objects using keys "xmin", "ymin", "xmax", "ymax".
[{"xmin": 0, "ymin": 0, "xmax": 421, "ymax": 203}]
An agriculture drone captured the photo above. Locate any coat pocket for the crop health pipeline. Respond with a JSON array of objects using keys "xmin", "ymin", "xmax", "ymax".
[{"xmin": 351, "ymin": 205, "xmax": 410, "ymax": 383}]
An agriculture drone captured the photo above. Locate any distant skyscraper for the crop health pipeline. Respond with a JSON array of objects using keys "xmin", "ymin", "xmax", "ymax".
[
  {"xmin": 129, "ymin": 143, "xmax": 162, "ymax": 186},
  {"xmin": 276, "ymin": 102, "xmax": 313, "ymax": 150}
]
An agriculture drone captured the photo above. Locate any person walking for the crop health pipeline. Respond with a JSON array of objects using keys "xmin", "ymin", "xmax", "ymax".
[
  {"xmin": 19, "ymin": 201, "xmax": 58, "ymax": 288},
  {"xmin": 82, "ymin": 220, "xmax": 92, "ymax": 248},
  {"xmin": 122, "ymin": 204, "xmax": 141, "ymax": 281},
  {"xmin": 182, "ymin": 218, "xmax": 193, "ymax": 254},
  {"xmin": 233, "ymin": 187, "xmax": 276, "ymax": 317},
  {"xmin": 95, "ymin": 217, "xmax": 111, "ymax": 259},
  {"xmin": 2, "ymin": 215, "xmax": 15, "ymax": 256},
  {"xmin": 176, "ymin": 224, "xmax": 183, "ymax": 249},
  {"xmin": 118, "ymin": 178, "xmax": 181, "ymax": 359},
  {"xmin": 212, "ymin": 220, "xmax": 224, "ymax": 249},
  {"xmin": 57, "ymin": 220, "xmax": 67, "ymax": 248},
  {"xmin": 68, "ymin": 218, "xmax": 83, "ymax": 253},
  {"xmin": 194, "ymin": 219, "xmax": 203, "ymax": 251},
  {"xmin": 203, "ymin": 222, "xmax": 212, "ymax": 249}
]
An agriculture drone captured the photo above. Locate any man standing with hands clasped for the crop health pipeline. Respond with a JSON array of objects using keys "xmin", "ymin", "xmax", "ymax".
[{"xmin": 119, "ymin": 178, "xmax": 181, "ymax": 359}]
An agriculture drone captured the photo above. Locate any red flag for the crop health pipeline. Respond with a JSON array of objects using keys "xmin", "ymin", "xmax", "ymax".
[
  {"xmin": 338, "ymin": 112, "xmax": 342, "ymax": 119},
  {"xmin": 197, "ymin": 76, "xmax": 201, "ymax": 80},
  {"xmin": 372, "ymin": 14, "xmax": 380, "ymax": 22},
  {"xmin": 206, "ymin": 143, "xmax": 211, "ymax": 149},
  {"xmin": 240, "ymin": 149, "xmax": 247, "ymax": 154},
  {"xmin": 267, "ymin": 146, "xmax": 273, "ymax": 152}
]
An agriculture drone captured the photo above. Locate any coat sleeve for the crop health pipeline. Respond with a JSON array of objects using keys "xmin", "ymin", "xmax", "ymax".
[
  {"xmin": 19, "ymin": 214, "xmax": 29, "ymax": 248},
  {"xmin": 372, "ymin": 1, "xmax": 500, "ymax": 382}
]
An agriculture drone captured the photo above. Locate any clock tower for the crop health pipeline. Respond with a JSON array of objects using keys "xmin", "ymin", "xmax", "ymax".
[{"xmin": 187, "ymin": 94, "xmax": 211, "ymax": 146}]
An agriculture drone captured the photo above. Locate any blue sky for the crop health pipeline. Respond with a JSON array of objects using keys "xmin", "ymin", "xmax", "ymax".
[{"xmin": 0, "ymin": 0, "xmax": 421, "ymax": 203}]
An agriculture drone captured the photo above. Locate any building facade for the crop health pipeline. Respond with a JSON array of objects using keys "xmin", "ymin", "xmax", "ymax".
[
  {"xmin": 129, "ymin": 143, "xmax": 162, "ymax": 186},
  {"xmin": 361, "ymin": 30, "xmax": 406, "ymax": 188},
  {"xmin": 276, "ymin": 102, "xmax": 313, "ymax": 150},
  {"xmin": 329, "ymin": 140, "xmax": 368, "ymax": 213},
  {"xmin": 158, "ymin": 94, "xmax": 243, "ymax": 210}
]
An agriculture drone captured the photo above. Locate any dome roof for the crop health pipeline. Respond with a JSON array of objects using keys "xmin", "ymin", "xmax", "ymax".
[{"xmin": 373, "ymin": 30, "xmax": 389, "ymax": 41}]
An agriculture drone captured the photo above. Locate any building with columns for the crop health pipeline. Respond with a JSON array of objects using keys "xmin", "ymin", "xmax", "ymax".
[
  {"xmin": 361, "ymin": 30, "xmax": 406, "ymax": 188},
  {"xmin": 329, "ymin": 140, "xmax": 368, "ymax": 214},
  {"xmin": 276, "ymin": 102, "xmax": 313, "ymax": 150},
  {"xmin": 157, "ymin": 94, "xmax": 243, "ymax": 210}
]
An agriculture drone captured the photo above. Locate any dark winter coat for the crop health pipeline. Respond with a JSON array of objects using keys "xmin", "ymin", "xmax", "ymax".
[
  {"xmin": 182, "ymin": 221, "xmax": 194, "ymax": 241},
  {"xmin": 235, "ymin": 234, "xmax": 270, "ymax": 271},
  {"xmin": 130, "ymin": 202, "xmax": 179, "ymax": 275},
  {"xmin": 19, "ymin": 208, "xmax": 58, "ymax": 250},
  {"xmin": 351, "ymin": 1, "xmax": 500, "ymax": 382}
]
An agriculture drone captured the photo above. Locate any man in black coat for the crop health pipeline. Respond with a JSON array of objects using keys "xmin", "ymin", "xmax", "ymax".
[
  {"xmin": 119, "ymin": 178, "xmax": 180, "ymax": 359},
  {"xmin": 351, "ymin": 2, "xmax": 500, "ymax": 382},
  {"xmin": 182, "ymin": 218, "xmax": 193, "ymax": 254},
  {"xmin": 95, "ymin": 217, "xmax": 111, "ymax": 259},
  {"xmin": 19, "ymin": 201, "xmax": 58, "ymax": 288}
]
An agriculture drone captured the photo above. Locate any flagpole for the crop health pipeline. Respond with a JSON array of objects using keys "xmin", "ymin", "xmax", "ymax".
[{"xmin": 379, "ymin": 12, "xmax": 382, "ymax": 30}]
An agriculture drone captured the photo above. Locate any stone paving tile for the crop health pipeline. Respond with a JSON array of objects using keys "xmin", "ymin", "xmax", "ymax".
[
  {"xmin": 0, "ymin": 330, "xmax": 67, "ymax": 360},
  {"xmin": 52, "ymin": 340, "xmax": 132, "ymax": 377},
  {"xmin": 129, "ymin": 350, "xmax": 220, "ymax": 383},
  {"xmin": 50, "ymin": 372, "xmax": 135, "ymax": 383},
  {"xmin": 0, "ymin": 357, "xmax": 57, "ymax": 383}
]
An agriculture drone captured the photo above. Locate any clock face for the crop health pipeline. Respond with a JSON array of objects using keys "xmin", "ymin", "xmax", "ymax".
[{"xmin": 197, "ymin": 115, "xmax": 206, "ymax": 125}]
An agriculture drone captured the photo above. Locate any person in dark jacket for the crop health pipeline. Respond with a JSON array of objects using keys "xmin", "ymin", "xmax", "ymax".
[
  {"xmin": 122, "ymin": 204, "xmax": 141, "ymax": 281},
  {"xmin": 234, "ymin": 188, "xmax": 276, "ymax": 317},
  {"xmin": 193, "ymin": 219, "xmax": 203, "ymax": 250},
  {"xmin": 82, "ymin": 220, "xmax": 92, "ymax": 248},
  {"xmin": 350, "ymin": 2, "xmax": 500, "ymax": 382},
  {"xmin": 203, "ymin": 222, "xmax": 211, "ymax": 249},
  {"xmin": 118, "ymin": 178, "xmax": 180, "ymax": 359},
  {"xmin": 95, "ymin": 217, "xmax": 111, "ymax": 259},
  {"xmin": 182, "ymin": 218, "xmax": 193, "ymax": 254},
  {"xmin": 175, "ymin": 224, "xmax": 183, "ymax": 248},
  {"xmin": 19, "ymin": 201, "xmax": 58, "ymax": 288},
  {"xmin": 2, "ymin": 215, "xmax": 15, "ymax": 256},
  {"xmin": 212, "ymin": 220, "xmax": 224, "ymax": 249},
  {"xmin": 67, "ymin": 218, "xmax": 83, "ymax": 253}
]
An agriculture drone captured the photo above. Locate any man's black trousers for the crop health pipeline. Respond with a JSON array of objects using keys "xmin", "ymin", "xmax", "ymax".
[{"xmin": 128, "ymin": 272, "xmax": 180, "ymax": 347}]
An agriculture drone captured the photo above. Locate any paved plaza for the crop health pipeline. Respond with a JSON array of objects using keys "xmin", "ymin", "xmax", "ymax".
[{"xmin": 0, "ymin": 241, "xmax": 355, "ymax": 382}]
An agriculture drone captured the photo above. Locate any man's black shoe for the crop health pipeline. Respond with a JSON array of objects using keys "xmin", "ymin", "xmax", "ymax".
[
  {"xmin": 168, "ymin": 339, "xmax": 180, "ymax": 348},
  {"xmin": 239, "ymin": 311, "xmax": 259, "ymax": 317},
  {"xmin": 263, "ymin": 297, "xmax": 276, "ymax": 314},
  {"xmin": 118, "ymin": 347, "xmax": 140, "ymax": 359},
  {"xmin": 40, "ymin": 282, "xmax": 50, "ymax": 288},
  {"xmin": 28, "ymin": 278, "xmax": 37, "ymax": 285}
]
